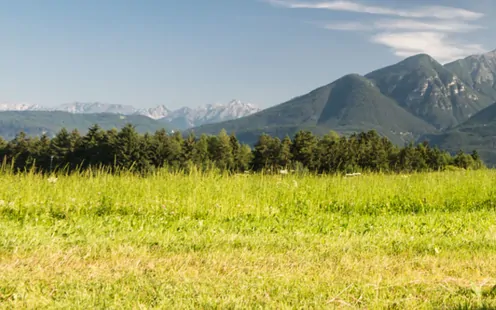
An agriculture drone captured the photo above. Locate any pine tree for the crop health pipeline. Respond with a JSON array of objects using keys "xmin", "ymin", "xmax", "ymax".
[
  {"xmin": 51, "ymin": 128, "xmax": 73, "ymax": 170},
  {"xmin": 291, "ymin": 130, "xmax": 318, "ymax": 171},
  {"xmin": 77, "ymin": 124, "xmax": 107, "ymax": 169},
  {"xmin": 278, "ymin": 135, "xmax": 293, "ymax": 169},
  {"xmin": 7, "ymin": 131, "xmax": 31, "ymax": 171},
  {"xmin": 29, "ymin": 134, "xmax": 52, "ymax": 171},
  {"xmin": 115, "ymin": 124, "xmax": 142, "ymax": 171},
  {"xmin": 317, "ymin": 131, "xmax": 339, "ymax": 173},
  {"xmin": 182, "ymin": 131, "xmax": 197, "ymax": 165},
  {"xmin": 210, "ymin": 129, "xmax": 234, "ymax": 171},
  {"xmin": 193, "ymin": 134, "xmax": 210, "ymax": 169},
  {"xmin": 252, "ymin": 134, "xmax": 273, "ymax": 171},
  {"xmin": 236, "ymin": 144, "xmax": 253, "ymax": 172}
]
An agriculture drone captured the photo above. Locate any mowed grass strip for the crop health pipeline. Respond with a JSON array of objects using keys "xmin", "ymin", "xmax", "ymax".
[{"xmin": 0, "ymin": 170, "xmax": 496, "ymax": 309}]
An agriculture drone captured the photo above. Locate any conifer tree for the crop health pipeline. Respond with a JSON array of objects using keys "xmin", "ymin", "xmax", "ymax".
[
  {"xmin": 51, "ymin": 128, "xmax": 72, "ymax": 167},
  {"xmin": 252, "ymin": 133, "xmax": 273, "ymax": 171},
  {"xmin": 278, "ymin": 135, "xmax": 293, "ymax": 169},
  {"xmin": 193, "ymin": 134, "xmax": 210, "ymax": 169},
  {"xmin": 210, "ymin": 129, "xmax": 234, "ymax": 171},
  {"xmin": 291, "ymin": 130, "xmax": 318, "ymax": 171}
]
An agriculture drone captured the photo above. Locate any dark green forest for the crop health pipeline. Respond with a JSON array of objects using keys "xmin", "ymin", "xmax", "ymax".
[{"xmin": 0, "ymin": 124, "xmax": 484, "ymax": 175}]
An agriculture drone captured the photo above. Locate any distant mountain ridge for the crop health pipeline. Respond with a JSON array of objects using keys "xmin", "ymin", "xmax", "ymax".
[
  {"xmin": 0, "ymin": 111, "xmax": 167, "ymax": 141},
  {"xmin": 0, "ymin": 99, "xmax": 260, "ymax": 130}
]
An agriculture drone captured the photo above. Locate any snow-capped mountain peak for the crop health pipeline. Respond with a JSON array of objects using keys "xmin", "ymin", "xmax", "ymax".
[
  {"xmin": 0, "ymin": 99, "xmax": 260, "ymax": 130},
  {"xmin": 137, "ymin": 105, "xmax": 171, "ymax": 119},
  {"xmin": 52, "ymin": 102, "xmax": 138, "ymax": 115},
  {"xmin": 161, "ymin": 99, "xmax": 260, "ymax": 129},
  {"xmin": 0, "ymin": 102, "xmax": 43, "ymax": 111}
]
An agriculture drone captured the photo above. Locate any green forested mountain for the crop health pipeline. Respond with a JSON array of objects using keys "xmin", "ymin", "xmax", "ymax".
[
  {"xmin": 424, "ymin": 102, "xmax": 496, "ymax": 166},
  {"xmin": 0, "ymin": 111, "xmax": 169, "ymax": 140},
  {"xmin": 190, "ymin": 73, "xmax": 436, "ymax": 146}
]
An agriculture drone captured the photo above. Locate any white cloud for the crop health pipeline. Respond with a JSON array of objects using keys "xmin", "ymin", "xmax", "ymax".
[
  {"xmin": 320, "ymin": 19, "xmax": 483, "ymax": 33},
  {"xmin": 371, "ymin": 32, "xmax": 486, "ymax": 63},
  {"xmin": 266, "ymin": 0, "xmax": 488, "ymax": 61},
  {"xmin": 267, "ymin": 0, "xmax": 484, "ymax": 20},
  {"xmin": 373, "ymin": 19, "xmax": 484, "ymax": 33}
]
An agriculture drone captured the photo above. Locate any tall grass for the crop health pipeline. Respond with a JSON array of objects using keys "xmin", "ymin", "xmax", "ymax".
[{"xmin": 0, "ymin": 169, "xmax": 495, "ymax": 309}]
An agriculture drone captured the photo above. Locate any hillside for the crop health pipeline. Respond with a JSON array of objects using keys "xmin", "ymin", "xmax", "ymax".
[
  {"xmin": 0, "ymin": 111, "xmax": 168, "ymax": 140},
  {"xmin": 190, "ymin": 74, "xmax": 436, "ymax": 145},
  {"xmin": 365, "ymin": 54, "xmax": 491, "ymax": 129},
  {"xmin": 445, "ymin": 50, "xmax": 496, "ymax": 102},
  {"xmin": 423, "ymin": 103, "xmax": 496, "ymax": 166}
]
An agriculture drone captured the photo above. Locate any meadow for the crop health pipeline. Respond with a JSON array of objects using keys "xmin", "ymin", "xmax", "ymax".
[{"xmin": 1, "ymin": 169, "xmax": 496, "ymax": 309}]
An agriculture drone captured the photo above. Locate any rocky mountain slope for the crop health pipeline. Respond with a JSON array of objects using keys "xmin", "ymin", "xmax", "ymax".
[
  {"xmin": 365, "ymin": 54, "xmax": 491, "ymax": 129},
  {"xmin": 445, "ymin": 50, "xmax": 496, "ymax": 102}
]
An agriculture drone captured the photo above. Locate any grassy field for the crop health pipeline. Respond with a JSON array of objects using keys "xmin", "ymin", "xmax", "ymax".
[{"xmin": 1, "ymin": 169, "xmax": 496, "ymax": 309}]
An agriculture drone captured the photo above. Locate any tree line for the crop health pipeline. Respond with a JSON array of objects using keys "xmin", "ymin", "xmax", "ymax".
[{"xmin": 0, "ymin": 124, "xmax": 484, "ymax": 174}]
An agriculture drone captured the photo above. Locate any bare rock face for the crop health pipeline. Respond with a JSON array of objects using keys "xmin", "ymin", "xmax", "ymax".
[
  {"xmin": 366, "ymin": 54, "xmax": 491, "ymax": 130},
  {"xmin": 445, "ymin": 50, "xmax": 496, "ymax": 102}
]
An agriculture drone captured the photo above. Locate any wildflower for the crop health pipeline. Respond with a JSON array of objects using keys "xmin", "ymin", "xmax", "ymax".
[
  {"xmin": 279, "ymin": 169, "xmax": 288, "ymax": 175},
  {"xmin": 47, "ymin": 176, "xmax": 58, "ymax": 184}
]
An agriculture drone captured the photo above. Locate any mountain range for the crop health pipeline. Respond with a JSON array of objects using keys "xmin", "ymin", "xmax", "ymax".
[
  {"xmin": 1, "ymin": 50, "xmax": 496, "ymax": 165},
  {"xmin": 0, "ymin": 99, "xmax": 260, "ymax": 134},
  {"xmin": 188, "ymin": 50, "xmax": 496, "ymax": 164}
]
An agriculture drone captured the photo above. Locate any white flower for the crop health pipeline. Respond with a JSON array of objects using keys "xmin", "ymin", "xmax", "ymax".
[{"xmin": 47, "ymin": 177, "xmax": 58, "ymax": 184}]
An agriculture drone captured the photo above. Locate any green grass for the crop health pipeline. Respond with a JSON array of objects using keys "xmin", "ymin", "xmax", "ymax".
[{"xmin": 1, "ymin": 170, "xmax": 496, "ymax": 309}]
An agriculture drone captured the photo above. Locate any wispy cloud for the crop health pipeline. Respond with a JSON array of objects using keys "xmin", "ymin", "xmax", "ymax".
[
  {"xmin": 319, "ymin": 19, "xmax": 483, "ymax": 33},
  {"xmin": 265, "ymin": 0, "xmax": 488, "ymax": 62},
  {"xmin": 371, "ymin": 32, "xmax": 486, "ymax": 63},
  {"xmin": 267, "ymin": 0, "xmax": 484, "ymax": 20},
  {"xmin": 373, "ymin": 19, "xmax": 484, "ymax": 33}
]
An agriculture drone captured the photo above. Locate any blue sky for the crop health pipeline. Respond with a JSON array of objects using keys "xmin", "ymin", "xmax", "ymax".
[{"xmin": 0, "ymin": 0, "xmax": 493, "ymax": 110}]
